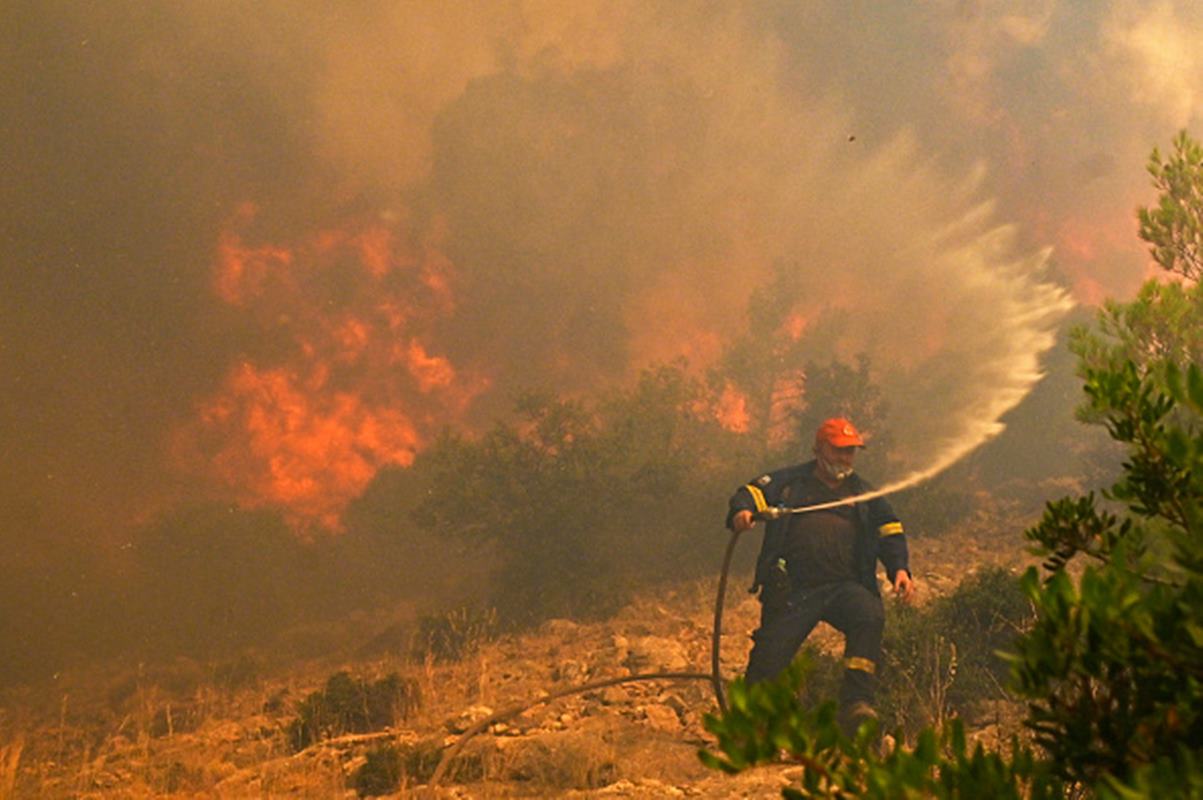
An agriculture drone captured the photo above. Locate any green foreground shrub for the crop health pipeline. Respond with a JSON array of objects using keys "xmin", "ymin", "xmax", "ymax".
[{"xmin": 701, "ymin": 659, "xmax": 1062, "ymax": 799}]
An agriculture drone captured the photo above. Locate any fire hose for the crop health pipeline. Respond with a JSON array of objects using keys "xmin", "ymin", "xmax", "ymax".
[
  {"xmin": 426, "ymin": 506, "xmax": 789, "ymax": 791},
  {"xmin": 708, "ymin": 506, "xmax": 795, "ymax": 711}
]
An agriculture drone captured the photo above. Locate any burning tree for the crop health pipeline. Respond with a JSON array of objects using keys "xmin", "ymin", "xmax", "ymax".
[{"xmin": 699, "ymin": 135, "xmax": 1203, "ymax": 797}]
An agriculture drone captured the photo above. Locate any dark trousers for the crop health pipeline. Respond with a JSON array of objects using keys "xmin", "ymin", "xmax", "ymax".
[{"xmin": 745, "ymin": 579, "xmax": 884, "ymax": 712}]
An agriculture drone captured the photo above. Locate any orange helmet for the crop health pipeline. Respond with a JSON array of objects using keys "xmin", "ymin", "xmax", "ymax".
[{"xmin": 815, "ymin": 417, "xmax": 865, "ymax": 448}]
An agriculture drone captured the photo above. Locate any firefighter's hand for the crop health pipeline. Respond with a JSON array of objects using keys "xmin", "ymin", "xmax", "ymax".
[
  {"xmin": 731, "ymin": 509, "xmax": 756, "ymax": 533},
  {"xmin": 892, "ymin": 570, "xmax": 916, "ymax": 604}
]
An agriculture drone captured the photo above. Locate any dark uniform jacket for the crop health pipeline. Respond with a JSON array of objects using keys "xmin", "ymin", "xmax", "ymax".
[{"xmin": 726, "ymin": 460, "xmax": 909, "ymax": 597}]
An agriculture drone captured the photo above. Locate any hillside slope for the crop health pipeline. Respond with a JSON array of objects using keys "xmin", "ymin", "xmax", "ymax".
[{"xmin": 3, "ymin": 520, "xmax": 1035, "ymax": 798}]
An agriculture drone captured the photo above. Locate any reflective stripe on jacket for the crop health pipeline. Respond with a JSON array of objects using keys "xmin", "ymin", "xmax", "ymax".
[{"xmin": 726, "ymin": 460, "xmax": 909, "ymax": 596}]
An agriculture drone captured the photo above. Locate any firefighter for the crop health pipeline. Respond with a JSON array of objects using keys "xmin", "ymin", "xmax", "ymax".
[{"xmin": 726, "ymin": 417, "xmax": 915, "ymax": 732}]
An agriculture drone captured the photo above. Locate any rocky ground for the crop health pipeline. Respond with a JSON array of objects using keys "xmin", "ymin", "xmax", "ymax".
[{"xmin": 0, "ymin": 520, "xmax": 1036, "ymax": 798}]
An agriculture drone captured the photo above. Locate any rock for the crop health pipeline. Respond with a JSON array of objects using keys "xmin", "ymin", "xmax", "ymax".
[
  {"xmin": 598, "ymin": 686, "xmax": 629, "ymax": 705},
  {"xmin": 446, "ymin": 704, "xmax": 494, "ymax": 734},
  {"xmin": 207, "ymin": 720, "xmax": 243, "ymax": 744},
  {"xmin": 661, "ymin": 692, "xmax": 690, "ymax": 716},
  {"xmin": 552, "ymin": 659, "xmax": 587, "ymax": 683},
  {"xmin": 625, "ymin": 636, "xmax": 689, "ymax": 673},
  {"xmin": 205, "ymin": 761, "xmax": 238, "ymax": 783},
  {"xmin": 611, "ymin": 634, "xmax": 630, "ymax": 663},
  {"xmin": 597, "ymin": 778, "xmax": 637, "ymax": 794},
  {"xmin": 632, "ymin": 777, "xmax": 684, "ymax": 796},
  {"xmin": 214, "ymin": 766, "xmax": 257, "ymax": 790},
  {"xmin": 542, "ymin": 618, "xmax": 579, "ymax": 639},
  {"xmin": 642, "ymin": 704, "xmax": 682, "ymax": 733}
]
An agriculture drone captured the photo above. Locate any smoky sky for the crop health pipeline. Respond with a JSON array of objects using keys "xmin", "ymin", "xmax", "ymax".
[{"xmin": 3, "ymin": 1, "xmax": 1202, "ymax": 545}]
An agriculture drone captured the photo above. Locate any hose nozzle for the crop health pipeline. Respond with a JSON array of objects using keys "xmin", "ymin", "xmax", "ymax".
[{"xmin": 755, "ymin": 506, "xmax": 787, "ymax": 521}]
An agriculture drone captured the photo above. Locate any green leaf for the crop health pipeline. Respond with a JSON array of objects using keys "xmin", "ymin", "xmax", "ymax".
[{"xmin": 1188, "ymin": 363, "xmax": 1203, "ymax": 411}]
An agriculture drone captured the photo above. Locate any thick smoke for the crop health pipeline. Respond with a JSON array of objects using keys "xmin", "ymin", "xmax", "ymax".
[
  {"xmin": 3, "ymin": 2, "xmax": 1202, "ymax": 544},
  {"xmin": 419, "ymin": 44, "xmax": 1076, "ymax": 481}
]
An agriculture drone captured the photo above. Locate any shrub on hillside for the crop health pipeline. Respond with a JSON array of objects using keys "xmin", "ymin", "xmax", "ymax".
[
  {"xmin": 286, "ymin": 671, "xmax": 421, "ymax": 751},
  {"xmin": 353, "ymin": 746, "xmax": 403, "ymax": 797},
  {"xmin": 413, "ymin": 605, "xmax": 500, "ymax": 662},
  {"xmin": 415, "ymin": 364, "xmax": 750, "ymax": 626},
  {"xmin": 789, "ymin": 648, "xmax": 842, "ymax": 709},
  {"xmin": 880, "ymin": 567, "xmax": 1033, "ymax": 734},
  {"xmin": 352, "ymin": 738, "xmax": 486, "ymax": 795}
]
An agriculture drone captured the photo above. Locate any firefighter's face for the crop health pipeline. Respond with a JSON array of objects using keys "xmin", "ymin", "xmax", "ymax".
[{"xmin": 816, "ymin": 441, "xmax": 858, "ymax": 482}]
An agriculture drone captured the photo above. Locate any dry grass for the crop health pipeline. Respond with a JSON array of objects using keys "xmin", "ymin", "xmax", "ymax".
[
  {"xmin": 0, "ymin": 737, "xmax": 23, "ymax": 799},
  {"xmin": 1, "ymin": 525, "xmax": 1037, "ymax": 797}
]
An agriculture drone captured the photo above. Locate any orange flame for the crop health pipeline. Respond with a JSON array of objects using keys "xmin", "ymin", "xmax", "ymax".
[
  {"xmin": 213, "ymin": 217, "xmax": 294, "ymax": 305},
  {"xmin": 401, "ymin": 340, "xmax": 457, "ymax": 393},
  {"xmin": 179, "ymin": 204, "xmax": 482, "ymax": 531},
  {"xmin": 198, "ymin": 362, "xmax": 419, "ymax": 530},
  {"xmin": 781, "ymin": 311, "xmax": 808, "ymax": 341},
  {"xmin": 714, "ymin": 383, "xmax": 750, "ymax": 433}
]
